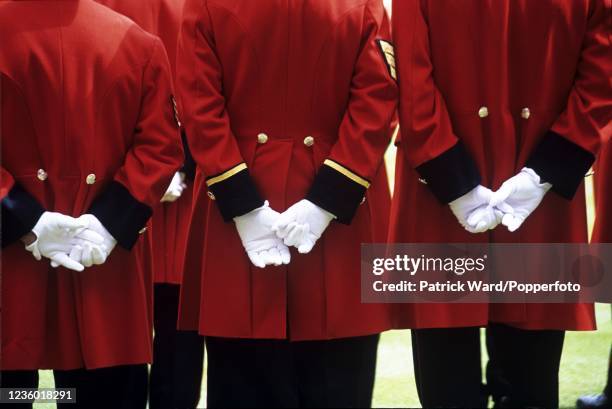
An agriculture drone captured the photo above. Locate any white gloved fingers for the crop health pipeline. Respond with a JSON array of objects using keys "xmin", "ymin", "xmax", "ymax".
[
  {"xmin": 278, "ymin": 244, "xmax": 291, "ymax": 265},
  {"xmin": 25, "ymin": 241, "xmax": 42, "ymax": 261},
  {"xmin": 73, "ymin": 228, "xmax": 105, "ymax": 245},
  {"xmin": 272, "ymin": 210, "xmax": 298, "ymax": 237},
  {"xmin": 466, "ymin": 207, "xmax": 489, "ymax": 228},
  {"xmin": 506, "ymin": 215, "xmax": 526, "ymax": 233},
  {"xmin": 265, "ymin": 247, "xmax": 283, "ymax": 266},
  {"xmin": 297, "ymin": 234, "xmax": 317, "ymax": 254},
  {"xmin": 283, "ymin": 224, "xmax": 307, "ymax": 247},
  {"xmin": 69, "ymin": 245, "xmax": 83, "ymax": 264},
  {"xmin": 494, "ymin": 201, "xmax": 514, "ymax": 216},
  {"xmin": 258, "ymin": 249, "xmax": 278, "ymax": 266},
  {"xmin": 490, "ymin": 181, "xmax": 517, "ymax": 208},
  {"xmin": 81, "ymin": 244, "xmax": 94, "ymax": 268},
  {"xmin": 48, "ymin": 213, "xmax": 87, "ymax": 234},
  {"xmin": 49, "ymin": 252, "xmax": 85, "ymax": 272},
  {"xmin": 276, "ymin": 221, "xmax": 298, "ymax": 240},
  {"xmin": 247, "ymin": 251, "xmax": 266, "ymax": 268},
  {"xmin": 90, "ymin": 245, "xmax": 107, "ymax": 265}
]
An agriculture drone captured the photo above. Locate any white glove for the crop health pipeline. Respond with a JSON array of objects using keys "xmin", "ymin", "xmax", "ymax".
[
  {"xmin": 490, "ymin": 167, "xmax": 552, "ymax": 232},
  {"xmin": 234, "ymin": 201, "xmax": 291, "ymax": 268},
  {"xmin": 272, "ymin": 199, "xmax": 335, "ymax": 254},
  {"xmin": 25, "ymin": 212, "xmax": 104, "ymax": 272},
  {"xmin": 71, "ymin": 214, "xmax": 118, "ymax": 267},
  {"xmin": 449, "ymin": 185, "xmax": 504, "ymax": 234},
  {"xmin": 161, "ymin": 172, "xmax": 187, "ymax": 203}
]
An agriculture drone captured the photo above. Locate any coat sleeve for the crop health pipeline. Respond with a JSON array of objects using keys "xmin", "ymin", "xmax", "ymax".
[
  {"xmin": 525, "ymin": 0, "xmax": 612, "ymax": 199},
  {"xmin": 391, "ymin": 0, "xmax": 481, "ymax": 204},
  {"xmin": 1, "ymin": 166, "xmax": 45, "ymax": 247},
  {"xmin": 89, "ymin": 37, "xmax": 184, "ymax": 250},
  {"xmin": 305, "ymin": 0, "xmax": 398, "ymax": 224},
  {"xmin": 176, "ymin": 0, "xmax": 264, "ymax": 222}
]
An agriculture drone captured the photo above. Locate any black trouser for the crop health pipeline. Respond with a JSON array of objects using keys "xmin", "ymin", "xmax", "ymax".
[
  {"xmin": 0, "ymin": 364, "xmax": 148, "ymax": 409},
  {"xmin": 150, "ymin": 283, "xmax": 205, "ymax": 409},
  {"xmin": 605, "ymin": 346, "xmax": 612, "ymax": 397},
  {"xmin": 205, "ymin": 334, "xmax": 380, "ymax": 408},
  {"xmin": 412, "ymin": 323, "xmax": 565, "ymax": 408}
]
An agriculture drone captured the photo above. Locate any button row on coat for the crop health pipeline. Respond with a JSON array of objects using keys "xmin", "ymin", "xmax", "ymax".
[
  {"xmin": 36, "ymin": 170, "xmax": 97, "ymax": 184},
  {"xmin": 256, "ymin": 133, "xmax": 315, "ymax": 147},
  {"xmin": 477, "ymin": 106, "xmax": 531, "ymax": 119}
]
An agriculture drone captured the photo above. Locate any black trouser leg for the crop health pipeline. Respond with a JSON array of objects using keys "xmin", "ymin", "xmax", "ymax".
[
  {"xmin": 0, "ymin": 370, "xmax": 39, "ymax": 409},
  {"xmin": 150, "ymin": 283, "xmax": 205, "ymax": 409},
  {"xmin": 206, "ymin": 337, "xmax": 299, "ymax": 408},
  {"xmin": 486, "ymin": 323, "xmax": 565, "ymax": 409},
  {"xmin": 411, "ymin": 327, "xmax": 487, "ymax": 408},
  {"xmin": 206, "ymin": 335, "xmax": 380, "ymax": 409},
  {"xmin": 173, "ymin": 329, "xmax": 205, "ymax": 409},
  {"xmin": 294, "ymin": 334, "xmax": 380, "ymax": 408},
  {"xmin": 54, "ymin": 364, "xmax": 148, "ymax": 409}
]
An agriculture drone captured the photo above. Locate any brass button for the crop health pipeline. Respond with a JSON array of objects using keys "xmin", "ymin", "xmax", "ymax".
[
  {"xmin": 303, "ymin": 136, "xmax": 315, "ymax": 147},
  {"xmin": 478, "ymin": 106, "xmax": 489, "ymax": 118},
  {"xmin": 207, "ymin": 191, "xmax": 216, "ymax": 200},
  {"xmin": 86, "ymin": 174, "xmax": 96, "ymax": 185},
  {"xmin": 138, "ymin": 227, "xmax": 148, "ymax": 234},
  {"xmin": 37, "ymin": 169, "xmax": 48, "ymax": 181},
  {"xmin": 521, "ymin": 107, "xmax": 531, "ymax": 119},
  {"xmin": 257, "ymin": 133, "xmax": 268, "ymax": 144}
]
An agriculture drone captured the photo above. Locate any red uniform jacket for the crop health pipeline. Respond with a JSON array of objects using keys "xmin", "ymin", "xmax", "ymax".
[
  {"xmin": 96, "ymin": 0, "xmax": 192, "ymax": 285},
  {"xmin": 390, "ymin": 0, "xmax": 611, "ymax": 330},
  {"xmin": 0, "ymin": 0, "xmax": 183, "ymax": 370},
  {"xmin": 594, "ymin": 142, "xmax": 612, "ymax": 243},
  {"xmin": 177, "ymin": 0, "xmax": 397, "ymax": 340}
]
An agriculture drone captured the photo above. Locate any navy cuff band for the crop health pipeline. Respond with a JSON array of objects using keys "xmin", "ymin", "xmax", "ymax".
[
  {"xmin": 88, "ymin": 181, "xmax": 152, "ymax": 250},
  {"xmin": 416, "ymin": 142, "xmax": 481, "ymax": 204},
  {"xmin": 526, "ymin": 131, "xmax": 595, "ymax": 200},
  {"xmin": 306, "ymin": 165, "xmax": 367, "ymax": 225},
  {"xmin": 207, "ymin": 169, "xmax": 264, "ymax": 221},
  {"xmin": 1, "ymin": 184, "xmax": 45, "ymax": 247}
]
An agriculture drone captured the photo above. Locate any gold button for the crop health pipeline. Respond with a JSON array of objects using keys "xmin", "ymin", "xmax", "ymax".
[
  {"xmin": 303, "ymin": 136, "xmax": 315, "ymax": 147},
  {"xmin": 138, "ymin": 227, "xmax": 147, "ymax": 234},
  {"xmin": 257, "ymin": 133, "xmax": 268, "ymax": 144},
  {"xmin": 478, "ymin": 106, "xmax": 489, "ymax": 118},
  {"xmin": 86, "ymin": 174, "xmax": 96, "ymax": 185},
  {"xmin": 207, "ymin": 191, "xmax": 216, "ymax": 200},
  {"xmin": 37, "ymin": 169, "xmax": 48, "ymax": 181},
  {"xmin": 521, "ymin": 107, "xmax": 531, "ymax": 119}
]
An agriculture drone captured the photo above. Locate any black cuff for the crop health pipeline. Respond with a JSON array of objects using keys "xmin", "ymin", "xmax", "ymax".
[
  {"xmin": 88, "ymin": 181, "xmax": 152, "ymax": 250},
  {"xmin": 207, "ymin": 167, "xmax": 264, "ymax": 221},
  {"xmin": 181, "ymin": 130, "xmax": 196, "ymax": 181},
  {"xmin": 416, "ymin": 141, "xmax": 481, "ymax": 204},
  {"xmin": 526, "ymin": 131, "xmax": 595, "ymax": 200},
  {"xmin": 306, "ymin": 164, "xmax": 367, "ymax": 224},
  {"xmin": 1, "ymin": 184, "xmax": 45, "ymax": 248}
]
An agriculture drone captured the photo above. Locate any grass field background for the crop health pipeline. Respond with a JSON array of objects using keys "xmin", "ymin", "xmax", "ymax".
[{"xmin": 35, "ymin": 145, "xmax": 609, "ymax": 408}]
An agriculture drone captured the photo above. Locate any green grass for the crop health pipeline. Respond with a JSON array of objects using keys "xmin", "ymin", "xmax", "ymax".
[{"xmin": 34, "ymin": 304, "xmax": 610, "ymax": 409}]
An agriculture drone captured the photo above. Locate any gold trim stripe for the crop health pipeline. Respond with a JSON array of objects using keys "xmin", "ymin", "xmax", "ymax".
[
  {"xmin": 206, "ymin": 163, "xmax": 248, "ymax": 187},
  {"xmin": 324, "ymin": 159, "xmax": 371, "ymax": 189}
]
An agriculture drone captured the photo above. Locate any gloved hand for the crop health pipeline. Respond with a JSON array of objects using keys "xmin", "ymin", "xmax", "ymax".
[
  {"xmin": 24, "ymin": 212, "xmax": 105, "ymax": 272},
  {"xmin": 161, "ymin": 172, "xmax": 187, "ymax": 203},
  {"xmin": 449, "ymin": 185, "xmax": 504, "ymax": 233},
  {"xmin": 70, "ymin": 214, "xmax": 118, "ymax": 267},
  {"xmin": 272, "ymin": 199, "xmax": 336, "ymax": 254},
  {"xmin": 490, "ymin": 167, "xmax": 552, "ymax": 232},
  {"xmin": 234, "ymin": 201, "xmax": 291, "ymax": 268}
]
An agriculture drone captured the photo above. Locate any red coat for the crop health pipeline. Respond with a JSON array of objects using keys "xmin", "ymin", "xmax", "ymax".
[
  {"xmin": 177, "ymin": 0, "xmax": 397, "ymax": 340},
  {"xmin": 594, "ymin": 141, "xmax": 612, "ymax": 243},
  {"xmin": 95, "ymin": 0, "xmax": 191, "ymax": 285},
  {"xmin": 0, "ymin": 0, "xmax": 183, "ymax": 370},
  {"xmin": 390, "ymin": 0, "xmax": 611, "ymax": 331}
]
